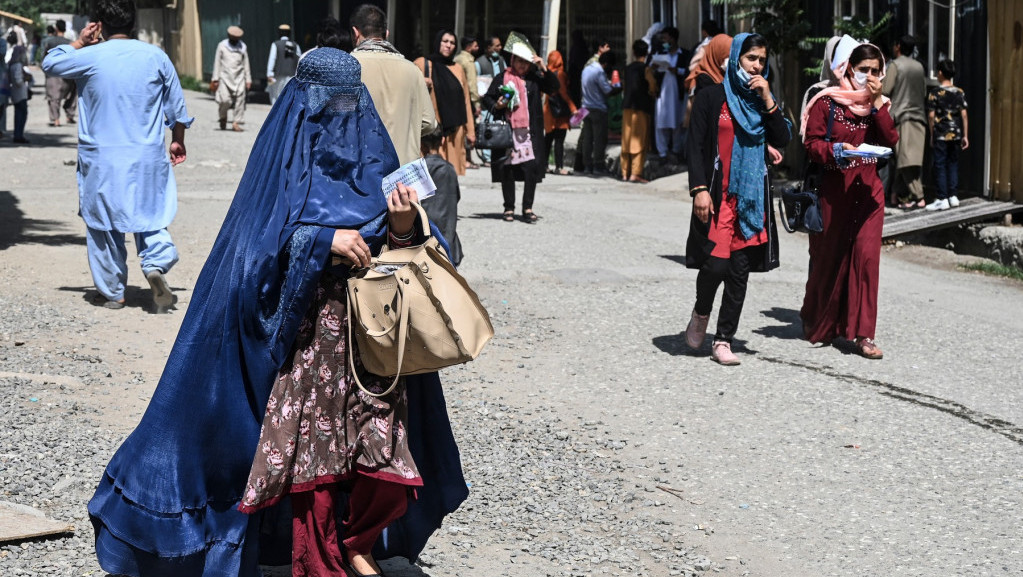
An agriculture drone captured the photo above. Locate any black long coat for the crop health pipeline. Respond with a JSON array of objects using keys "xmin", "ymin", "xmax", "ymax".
[
  {"xmin": 685, "ymin": 82, "xmax": 791, "ymax": 272},
  {"xmin": 481, "ymin": 67, "xmax": 560, "ymax": 183}
]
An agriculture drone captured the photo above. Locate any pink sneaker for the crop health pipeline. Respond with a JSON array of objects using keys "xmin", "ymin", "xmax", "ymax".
[
  {"xmin": 711, "ymin": 340, "xmax": 741, "ymax": 365},
  {"xmin": 684, "ymin": 310, "xmax": 710, "ymax": 349}
]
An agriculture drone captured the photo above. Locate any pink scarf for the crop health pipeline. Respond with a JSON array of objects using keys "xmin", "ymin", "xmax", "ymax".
[
  {"xmin": 800, "ymin": 42, "xmax": 889, "ymax": 138},
  {"xmin": 505, "ymin": 67, "xmax": 534, "ymax": 164}
]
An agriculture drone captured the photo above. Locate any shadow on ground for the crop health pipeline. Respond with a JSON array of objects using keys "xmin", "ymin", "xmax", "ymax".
[
  {"xmin": 0, "ymin": 130, "xmax": 78, "ymax": 149},
  {"xmin": 658, "ymin": 254, "xmax": 687, "ymax": 266},
  {"xmin": 57, "ymin": 285, "xmax": 181, "ymax": 315},
  {"xmin": 652, "ymin": 333, "xmax": 757, "ymax": 357},
  {"xmin": 0, "ymin": 190, "xmax": 85, "ymax": 250},
  {"xmin": 753, "ymin": 307, "xmax": 805, "ymax": 340}
]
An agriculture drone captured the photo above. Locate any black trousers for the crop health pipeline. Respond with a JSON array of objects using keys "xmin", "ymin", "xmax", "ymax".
[
  {"xmin": 693, "ymin": 248, "xmax": 753, "ymax": 343},
  {"xmin": 544, "ymin": 128, "xmax": 567, "ymax": 170},
  {"xmin": 502, "ymin": 171, "xmax": 537, "ymax": 212},
  {"xmin": 579, "ymin": 109, "xmax": 609, "ymax": 172}
]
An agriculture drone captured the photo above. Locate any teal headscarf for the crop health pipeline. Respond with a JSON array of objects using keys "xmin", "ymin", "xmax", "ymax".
[{"xmin": 723, "ymin": 33, "xmax": 778, "ymax": 239}]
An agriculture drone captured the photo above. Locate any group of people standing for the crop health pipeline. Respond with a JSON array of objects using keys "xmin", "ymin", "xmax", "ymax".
[
  {"xmin": 881, "ymin": 34, "xmax": 969, "ymax": 212},
  {"xmin": 0, "ymin": 20, "xmax": 79, "ymax": 144},
  {"xmin": 552, "ymin": 21, "xmax": 726, "ymax": 183}
]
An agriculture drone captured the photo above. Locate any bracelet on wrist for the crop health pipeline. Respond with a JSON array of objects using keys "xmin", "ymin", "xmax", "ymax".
[{"xmin": 388, "ymin": 228, "xmax": 416, "ymax": 242}]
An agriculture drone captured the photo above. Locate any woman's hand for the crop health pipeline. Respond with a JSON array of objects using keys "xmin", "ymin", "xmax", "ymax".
[
  {"xmin": 767, "ymin": 145, "xmax": 783, "ymax": 165},
  {"xmin": 842, "ymin": 143, "xmax": 856, "ymax": 151},
  {"xmin": 694, "ymin": 190, "xmax": 714, "ymax": 224},
  {"xmin": 387, "ymin": 182, "xmax": 420, "ymax": 237},
  {"xmin": 331, "ymin": 229, "xmax": 372, "ymax": 267},
  {"xmin": 867, "ymin": 76, "xmax": 884, "ymax": 109},
  {"xmin": 494, "ymin": 95, "xmax": 509, "ymax": 110},
  {"xmin": 748, "ymin": 75, "xmax": 774, "ymax": 109},
  {"xmin": 532, "ymin": 55, "xmax": 546, "ymax": 72}
]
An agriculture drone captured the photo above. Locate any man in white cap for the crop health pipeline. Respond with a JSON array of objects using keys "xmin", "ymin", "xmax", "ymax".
[
  {"xmin": 266, "ymin": 23, "xmax": 301, "ymax": 104},
  {"xmin": 211, "ymin": 25, "xmax": 251, "ymax": 131}
]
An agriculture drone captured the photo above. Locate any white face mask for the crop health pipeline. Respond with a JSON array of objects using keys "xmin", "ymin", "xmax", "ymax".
[
  {"xmin": 852, "ymin": 70, "xmax": 869, "ymax": 88},
  {"xmin": 736, "ymin": 65, "xmax": 752, "ymax": 86}
]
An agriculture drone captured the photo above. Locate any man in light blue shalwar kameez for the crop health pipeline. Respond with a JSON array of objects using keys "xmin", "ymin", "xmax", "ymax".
[{"xmin": 42, "ymin": 0, "xmax": 192, "ymax": 311}]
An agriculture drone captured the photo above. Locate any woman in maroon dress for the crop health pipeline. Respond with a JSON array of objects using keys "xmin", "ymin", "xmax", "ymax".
[{"xmin": 800, "ymin": 42, "xmax": 898, "ymax": 359}]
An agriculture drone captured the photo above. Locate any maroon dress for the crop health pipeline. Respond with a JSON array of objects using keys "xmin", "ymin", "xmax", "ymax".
[{"xmin": 800, "ymin": 96, "xmax": 899, "ymax": 343}]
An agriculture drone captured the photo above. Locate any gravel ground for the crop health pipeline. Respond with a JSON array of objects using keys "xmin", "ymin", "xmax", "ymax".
[{"xmin": 3, "ymin": 86, "xmax": 1023, "ymax": 577}]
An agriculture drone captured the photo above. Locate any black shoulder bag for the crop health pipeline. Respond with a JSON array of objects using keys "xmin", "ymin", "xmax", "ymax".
[
  {"xmin": 779, "ymin": 99, "xmax": 835, "ymax": 234},
  {"xmin": 475, "ymin": 80, "xmax": 514, "ymax": 150}
]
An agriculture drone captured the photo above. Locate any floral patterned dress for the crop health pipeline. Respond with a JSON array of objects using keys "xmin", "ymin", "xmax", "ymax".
[{"xmin": 239, "ymin": 271, "xmax": 422, "ymax": 514}]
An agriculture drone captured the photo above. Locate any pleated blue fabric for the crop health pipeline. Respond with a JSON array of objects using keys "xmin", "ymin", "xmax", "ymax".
[{"xmin": 88, "ymin": 47, "xmax": 466, "ymax": 576}]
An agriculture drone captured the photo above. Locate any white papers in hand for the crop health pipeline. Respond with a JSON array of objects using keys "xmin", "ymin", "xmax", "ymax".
[
  {"xmin": 381, "ymin": 158, "xmax": 437, "ymax": 200},
  {"xmin": 650, "ymin": 54, "xmax": 674, "ymax": 71},
  {"xmin": 841, "ymin": 143, "xmax": 893, "ymax": 158}
]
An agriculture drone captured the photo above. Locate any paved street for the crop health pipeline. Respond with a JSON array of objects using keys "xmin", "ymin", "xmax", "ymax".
[{"xmin": 2, "ymin": 88, "xmax": 1023, "ymax": 577}]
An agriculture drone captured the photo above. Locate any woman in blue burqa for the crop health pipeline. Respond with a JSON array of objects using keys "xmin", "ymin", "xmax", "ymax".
[{"xmin": 88, "ymin": 47, "xmax": 468, "ymax": 577}]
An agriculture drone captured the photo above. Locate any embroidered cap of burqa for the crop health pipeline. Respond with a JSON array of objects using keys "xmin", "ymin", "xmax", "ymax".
[{"xmin": 88, "ymin": 47, "xmax": 467, "ymax": 576}]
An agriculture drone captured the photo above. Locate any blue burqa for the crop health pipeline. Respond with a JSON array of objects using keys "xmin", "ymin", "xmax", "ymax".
[{"xmin": 88, "ymin": 48, "xmax": 468, "ymax": 577}]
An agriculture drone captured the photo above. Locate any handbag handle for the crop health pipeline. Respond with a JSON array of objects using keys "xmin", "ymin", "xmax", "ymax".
[
  {"xmin": 377, "ymin": 202, "xmax": 431, "ymax": 257},
  {"xmin": 347, "ymin": 273, "xmax": 410, "ymax": 397}
]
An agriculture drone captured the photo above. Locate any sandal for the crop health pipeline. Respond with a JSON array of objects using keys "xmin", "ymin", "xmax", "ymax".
[
  {"xmin": 855, "ymin": 337, "xmax": 884, "ymax": 360},
  {"xmin": 502, "ymin": 211, "xmax": 515, "ymax": 222},
  {"xmin": 522, "ymin": 210, "xmax": 538, "ymax": 223}
]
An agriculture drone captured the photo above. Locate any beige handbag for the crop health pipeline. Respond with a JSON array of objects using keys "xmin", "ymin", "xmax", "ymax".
[{"xmin": 346, "ymin": 203, "xmax": 493, "ymax": 396}]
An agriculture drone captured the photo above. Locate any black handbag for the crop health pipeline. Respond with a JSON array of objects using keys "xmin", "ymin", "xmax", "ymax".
[
  {"xmin": 475, "ymin": 106, "xmax": 513, "ymax": 150},
  {"xmin": 779, "ymin": 99, "xmax": 835, "ymax": 234},
  {"xmin": 548, "ymin": 93, "xmax": 571, "ymax": 119}
]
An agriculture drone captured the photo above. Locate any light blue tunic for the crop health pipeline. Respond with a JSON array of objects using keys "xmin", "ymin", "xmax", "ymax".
[{"xmin": 43, "ymin": 40, "xmax": 194, "ymax": 232}]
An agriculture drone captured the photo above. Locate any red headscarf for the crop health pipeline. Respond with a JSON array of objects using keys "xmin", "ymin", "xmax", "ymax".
[{"xmin": 684, "ymin": 34, "xmax": 732, "ymax": 92}]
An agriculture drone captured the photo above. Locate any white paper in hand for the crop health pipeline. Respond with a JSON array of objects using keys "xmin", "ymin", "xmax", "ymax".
[
  {"xmin": 841, "ymin": 143, "xmax": 893, "ymax": 158},
  {"xmin": 381, "ymin": 158, "xmax": 437, "ymax": 200}
]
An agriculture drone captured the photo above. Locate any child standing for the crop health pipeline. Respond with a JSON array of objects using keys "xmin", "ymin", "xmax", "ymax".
[
  {"xmin": 926, "ymin": 59, "xmax": 969, "ymax": 211},
  {"xmin": 421, "ymin": 129, "xmax": 464, "ymax": 265},
  {"xmin": 620, "ymin": 39, "xmax": 657, "ymax": 183}
]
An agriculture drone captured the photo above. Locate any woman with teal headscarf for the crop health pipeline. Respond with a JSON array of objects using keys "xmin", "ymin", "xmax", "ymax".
[{"xmin": 682, "ymin": 33, "xmax": 790, "ymax": 365}]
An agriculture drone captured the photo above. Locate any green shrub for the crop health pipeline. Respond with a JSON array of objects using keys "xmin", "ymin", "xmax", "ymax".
[{"xmin": 178, "ymin": 75, "xmax": 206, "ymax": 93}]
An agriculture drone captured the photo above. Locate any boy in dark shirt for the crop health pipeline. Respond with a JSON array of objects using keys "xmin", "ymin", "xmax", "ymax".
[
  {"xmin": 620, "ymin": 39, "xmax": 657, "ymax": 183},
  {"xmin": 925, "ymin": 59, "xmax": 968, "ymax": 211},
  {"xmin": 421, "ymin": 129, "xmax": 463, "ymax": 266}
]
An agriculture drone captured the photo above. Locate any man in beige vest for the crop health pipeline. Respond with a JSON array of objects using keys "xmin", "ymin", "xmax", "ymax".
[
  {"xmin": 211, "ymin": 25, "xmax": 251, "ymax": 132},
  {"xmin": 350, "ymin": 4, "xmax": 436, "ymax": 165},
  {"xmin": 882, "ymin": 35, "xmax": 927, "ymax": 209}
]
